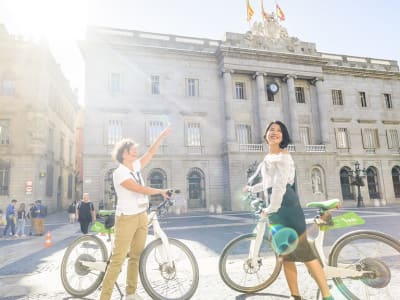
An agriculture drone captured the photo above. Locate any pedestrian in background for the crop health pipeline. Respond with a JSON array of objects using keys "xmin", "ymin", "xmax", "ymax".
[
  {"xmin": 3, "ymin": 199, "xmax": 17, "ymax": 237},
  {"xmin": 15, "ymin": 202, "xmax": 27, "ymax": 237},
  {"xmin": 68, "ymin": 200, "xmax": 77, "ymax": 224},
  {"xmin": 27, "ymin": 203, "xmax": 37, "ymax": 236},
  {"xmin": 34, "ymin": 200, "xmax": 46, "ymax": 236},
  {"xmin": 76, "ymin": 193, "xmax": 96, "ymax": 234}
]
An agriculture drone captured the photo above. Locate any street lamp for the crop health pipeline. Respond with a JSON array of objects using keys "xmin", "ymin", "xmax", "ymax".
[{"xmin": 350, "ymin": 161, "xmax": 366, "ymax": 208}]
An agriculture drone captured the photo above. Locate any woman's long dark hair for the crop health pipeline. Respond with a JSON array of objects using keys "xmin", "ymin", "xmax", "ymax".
[{"xmin": 263, "ymin": 121, "xmax": 292, "ymax": 149}]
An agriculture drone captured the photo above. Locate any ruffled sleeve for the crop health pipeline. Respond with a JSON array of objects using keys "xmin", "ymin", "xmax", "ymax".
[{"xmin": 263, "ymin": 155, "xmax": 291, "ymax": 214}]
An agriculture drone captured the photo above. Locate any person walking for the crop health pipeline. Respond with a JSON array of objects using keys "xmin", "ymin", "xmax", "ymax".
[
  {"xmin": 245, "ymin": 121, "xmax": 333, "ymax": 300},
  {"xmin": 34, "ymin": 200, "xmax": 46, "ymax": 236},
  {"xmin": 27, "ymin": 203, "xmax": 37, "ymax": 236},
  {"xmin": 15, "ymin": 203, "xmax": 27, "ymax": 237},
  {"xmin": 3, "ymin": 199, "xmax": 17, "ymax": 237},
  {"xmin": 68, "ymin": 200, "xmax": 77, "ymax": 224},
  {"xmin": 76, "ymin": 193, "xmax": 96, "ymax": 234},
  {"xmin": 100, "ymin": 126, "xmax": 172, "ymax": 300}
]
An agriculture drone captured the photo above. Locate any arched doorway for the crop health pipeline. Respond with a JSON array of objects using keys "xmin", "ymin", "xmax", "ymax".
[
  {"xmin": 340, "ymin": 167, "xmax": 354, "ymax": 200},
  {"xmin": 392, "ymin": 166, "xmax": 400, "ymax": 198},
  {"xmin": 104, "ymin": 168, "xmax": 116, "ymax": 209},
  {"xmin": 366, "ymin": 167, "xmax": 380, "ymax": 199},
  {"xmin": 148, "ymin": 168, "xmax": 167, "ymax": 206},
  {"xmin": 187, "ymin": 167, "xmax": 206, "ymax": 209}
]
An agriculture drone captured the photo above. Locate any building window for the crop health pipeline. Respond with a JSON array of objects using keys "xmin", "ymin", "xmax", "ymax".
[
  {"xmin": 48, "ymin": 127, "xmax": 54, "ymax": 153},
  {"xmin": 235, "ymin": 82, "xmax": 245, "ymax": 99},
  {"xmin": 187, "ymin": 167, "xmax": 206, "ymax": 209},
  {"xmin": 151, "ymin": 75, "xmax": 160, "ymax": 95},
  {"xmin": 295, "ymin": 87, "xmax": 305, "ymax": 104},
  {"xmin": 148, "ymin": 168, "xmax": 167, "ymax": 204},
  {"xmin": 236, "ymin": 124, "xmax": 252, "ymax": 144},
  {"xmin": 384, "ymin": 93, "xmax": 393, "ymax": 109},
  {"xmin": 362, "ymin": 129, "xmax": 379, "ymax": 149},
  {"xmin": 299, "ymin": 127, "xmax": 310, "ymax": 145},
  {"xmin": 332, "ymin": 89, "xmax": 343, "ymax": 105},
  {"xmin": 0, "ymin": 120, "xmax": 10, "ymax": 145},
  {"xmin": 386, "ymin": 129, "xmax": 399, "ymax": 149},
  {"xmin": 46, "ymin": 164, "xmax": 54, "ymax": 197},
  {"xmin": 0, "ymin": 161, "xmax": 10, "ymax": 195},
  {"xmin": 69, "ymin": 142, "xmax": 73, "ymax": 166},
  {"xmin": 267, "ymin": 91, "xmax": 275, "ymax": 102},
  {"xmin": 366, "ymin": 167, "xmax": 380, "ymax": 199},
  {"xmin": 67, "ymin": 173, "xmax": 73, "ymax": 199},
  {"xmin": 186, "ymin": 122, "xmax": 201, "ymax": 146},
  {"xmin": 359, "ymin": 91, "xmax": 367, "ymax": 107},
  {"xmin": 110, "ymin": 73, "xmax": 121, "ymax": 95},
  {"xmin": 60, "ymin": 136, "xmax": 64, "ymax": 163},
  {"xmin": 107, "ymin": 120, "xmax": 122, "ymax": 145},
  {"xmin": 335, "ymin": 128, "xmax": 350, "ymax": 149},
  {"xmin": 0, "ymin": 79, "xmax": 16, "ymax": 96},
  {"xmin": 186, "ymin": 78, "xmax": 199, "ymax": 97},
  {"xmin": 392, "ymin": 166, "xmax": 400, "ymax": 198},
  {"xmin": 340, "ymin": 168, "xmax": 354, "ymax": 200},
  {"xmin": 148, "ymin": 120, "xmax": 164, "ymax": 144}
]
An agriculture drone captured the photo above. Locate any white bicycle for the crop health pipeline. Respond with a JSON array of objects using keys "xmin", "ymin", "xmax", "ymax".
[
  {"xmin": 60, "ymin": 191, "xmax": 199, "ymax": 300},
  {"xmin": 219, "ymin": 193, "xmax": 400, "ymax": 299}
]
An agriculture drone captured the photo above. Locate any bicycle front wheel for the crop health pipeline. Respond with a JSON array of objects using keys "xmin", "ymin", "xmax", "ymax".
[
  {"xmin": 60, "ymin": 235, "xmax": 108, "ymax": 297},
  {"xmin": 139, "ymin": 237, "xmax": 199, "ymax": 300},
  {"xmin": 219, "ymin": 233, "xmax": 281, "ymax": 293},
  {"xmin": 329, "ymin": 230, "xmax": 400, "ymax": 300}
]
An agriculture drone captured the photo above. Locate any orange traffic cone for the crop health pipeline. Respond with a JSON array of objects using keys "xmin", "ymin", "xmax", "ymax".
[{"xmin": 44, "ymin": 231, "xmax": 53, "ymax": 248}]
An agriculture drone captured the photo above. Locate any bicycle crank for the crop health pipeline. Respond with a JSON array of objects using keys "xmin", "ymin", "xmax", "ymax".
[{"xmin": 358, "ymin": 257, "xmax": 391, "ymax": 288}]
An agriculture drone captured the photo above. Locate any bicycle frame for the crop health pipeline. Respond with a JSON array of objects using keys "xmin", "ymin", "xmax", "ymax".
[{"xmin": 249, "ymin": 206, "xmax": 369, "ymax": 280}]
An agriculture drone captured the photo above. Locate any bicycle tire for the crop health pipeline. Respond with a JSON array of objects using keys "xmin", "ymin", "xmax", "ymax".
[
  {"xmin": 329, "ymin": 230, "xmax": 400, "ymax": 300},
  {"xmin": 60, "ymin": 234, "xmax": 108, "ymax": 297},
  {"xmin": 219, "ymin": 233, "xmax": 281, "ymax": 293},
  {"xmin": 139, "ymin": 237, "xmax": 199, "ymax": 300}
]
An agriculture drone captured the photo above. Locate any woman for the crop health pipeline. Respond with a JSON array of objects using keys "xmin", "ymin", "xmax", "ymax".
[
  {"xmin": 246, "ymin": 121, "xmax": 333, "ymax": 300},
  {"xmin": 100, "ymin": 126, "xmax": 172, "ymax": 300},
  {"xmin": 15, "ymin": 203, "xmax": 26, "ymax": 237}
]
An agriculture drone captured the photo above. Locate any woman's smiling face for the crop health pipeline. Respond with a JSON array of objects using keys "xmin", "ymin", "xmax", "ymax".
[{"xmin": 266, "ymin": 123, "xmax": 283, "ymax": 146}]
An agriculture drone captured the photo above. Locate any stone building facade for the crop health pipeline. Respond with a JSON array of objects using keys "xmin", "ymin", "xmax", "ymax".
[
  {"xmin": 80, "ymin": 19, "xmax": 400, "ymax": 211},
  {"xmin": 0, "ymin": 25, "xmax": 80, "ymax": 212}
]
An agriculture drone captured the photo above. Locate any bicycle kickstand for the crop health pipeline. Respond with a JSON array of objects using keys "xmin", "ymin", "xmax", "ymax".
[{"xmin": 115, "ymin": 282, "xmax": 123, "ymax": 299}]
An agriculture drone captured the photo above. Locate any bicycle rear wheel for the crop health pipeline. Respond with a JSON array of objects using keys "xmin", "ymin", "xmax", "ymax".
[
  {"xmin": 60, "ymin": 235, "xmax": 108, "ymax": 297},
  {"xmin": 219, "ymin": 233, "xmax": 281, "ymax": 293},
  {"xmin": 329, "ymin": 230, "xmax": 400, "ymax": 300},
  {"xmin": 139, "ymin": 238, "xmax": 199, "ymax": 300}
]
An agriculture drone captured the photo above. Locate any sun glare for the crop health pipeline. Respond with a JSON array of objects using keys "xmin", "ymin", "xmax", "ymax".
[{"xmin": 4, "ymin": 0, "xmax": 88, "ymax": 42}]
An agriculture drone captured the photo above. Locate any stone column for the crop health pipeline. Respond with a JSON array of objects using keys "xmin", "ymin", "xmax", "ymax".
[
  {"xmin": 284, "ymin": 74, "xmax": 299, "ymax": 143},
  {"xmin": 254, "ymin": 72, "xmax": 267, "ymax": 142},
  {"xmin": 222, "ymin": 69, "xmax": 235, "ymax": 143},
  {"xmin": 310, "ymin": 77, "xmax": 323, "ymax": 144},
  {"xmin": 314, "ymin": 77, "xmax": 330, "ymax": 144}
]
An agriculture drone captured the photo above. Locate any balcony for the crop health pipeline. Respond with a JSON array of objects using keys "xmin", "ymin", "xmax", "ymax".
[
  {"xmin": 186, "ymin": 145, "xmax": 203, "ymax": 155},
  {"xmin": 365, "ymin": 148, "xmax": 376, "ymax": 155},
  {"xmin": 305, "ymin": 145, "xmax": 326, "ymax": 152},
  {"xmin": 239, "ymin": 144, "xmax": 264, "ymax": 152}
]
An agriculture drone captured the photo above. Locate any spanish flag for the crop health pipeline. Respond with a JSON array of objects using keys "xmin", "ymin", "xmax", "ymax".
[
  {"xmin": 276, "ymin": 3, "xmax": 286, "ymax": 21},
  {"xmin": 261, "ymin": 0, "xmax": 268, "ymax": 21},
  {"xmin": 246, "ymin": 0, "xmax": 254, "ymax": 22}
]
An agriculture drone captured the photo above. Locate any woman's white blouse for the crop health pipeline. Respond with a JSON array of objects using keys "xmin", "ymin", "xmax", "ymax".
[{"xmin": 249, "ymin": 153, "xmax": 295, "ymax": 214}]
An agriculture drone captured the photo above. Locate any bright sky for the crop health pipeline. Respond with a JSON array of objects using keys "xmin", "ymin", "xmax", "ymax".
[{"xmin": 0, "ymin": 0, "xmax": 399, "ymax": 105}]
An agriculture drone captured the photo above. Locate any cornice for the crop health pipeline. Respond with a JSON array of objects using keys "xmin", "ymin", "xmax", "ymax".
[{"xmin": 323, "ymin": 65, "xmax": 400, "ymax": 79}]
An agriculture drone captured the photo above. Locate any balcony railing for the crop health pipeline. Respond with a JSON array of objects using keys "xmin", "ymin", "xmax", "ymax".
[
  {"xmin": 186, "ymin": 145, "xmax": 203, "ymax": 155},
  {"xmin": 287, "ymin": 144, "xmax": 296, "ymax": 152},
  {"xmin": 239, "ymin": 144, "xmax": 264, "ymax": 152},
  {"xmin": 365, "ymin": 148, "xmax": 376, "ymax": 155},
  {"xmin": 305, "ymin": 145, "xmax": 326, "ymax": 152}
]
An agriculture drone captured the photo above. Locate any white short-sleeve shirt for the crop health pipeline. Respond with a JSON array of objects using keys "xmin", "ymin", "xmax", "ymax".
[{"xmin": 113, "ymin": 160, "xmax": 148, "ymax": 216}]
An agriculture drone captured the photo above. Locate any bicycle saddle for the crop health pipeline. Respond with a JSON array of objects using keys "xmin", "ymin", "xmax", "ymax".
[{"xmin": 306, "ymin": 199, "xmax": 340, "ymax": 210}]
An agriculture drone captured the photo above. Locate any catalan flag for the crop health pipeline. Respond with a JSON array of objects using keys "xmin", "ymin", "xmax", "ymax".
[
  {"xmin": 261, "ymin": 0, "xmax": 268, "ymax": 21},
  {"xmin": 246, "ymin": 0, "xmax": 254, "ymax": 22},
  {"xmin": 276, "ymin": 3, "xmax": 286, "ymax": 21}
]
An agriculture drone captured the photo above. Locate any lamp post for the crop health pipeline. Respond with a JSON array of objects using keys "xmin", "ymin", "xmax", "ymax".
[{"xmin": 351, "ymin": 161, "xmax": 366, "ymax": 208}]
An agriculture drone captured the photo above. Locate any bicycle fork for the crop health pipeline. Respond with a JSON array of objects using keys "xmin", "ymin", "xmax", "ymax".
[
  {"xmin": 248, "ymin": 219, "xmax": 268, "ymax": 266},
  {"xmin": 152, "ymin": 219, "xmax": 173, "ymax": 267}
]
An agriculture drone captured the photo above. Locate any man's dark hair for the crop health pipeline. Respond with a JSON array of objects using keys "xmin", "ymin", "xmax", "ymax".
[
  {"xmin": 263, "ymin": 120, "xmax": 292, "ymax": 149},
  {"xmin": 11, "ymin": 199, "xmax": 17, "ymax": 203}
]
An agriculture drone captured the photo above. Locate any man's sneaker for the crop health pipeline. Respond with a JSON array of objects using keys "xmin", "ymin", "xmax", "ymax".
[{"xmin": 125, "ymin": 293, "xmax": 143, "ymax": 300}]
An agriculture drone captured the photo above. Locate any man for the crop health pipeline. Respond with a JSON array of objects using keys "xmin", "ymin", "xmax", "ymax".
[
  {"xmin": 76, "ymin": 193, "xmax": 96, "ymax": 234},
  {"xmin": 34, "ymin": 200, "xmax": 46, "ymax": 236},
  {"xmin": 3, "ymin": 199, "xmax": 17, "ymax": 237}
]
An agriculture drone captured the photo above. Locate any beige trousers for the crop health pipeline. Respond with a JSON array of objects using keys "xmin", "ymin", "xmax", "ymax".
[{"xmin": 100, "ymin": 211, "xmax": 148, "ymax": 300}]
